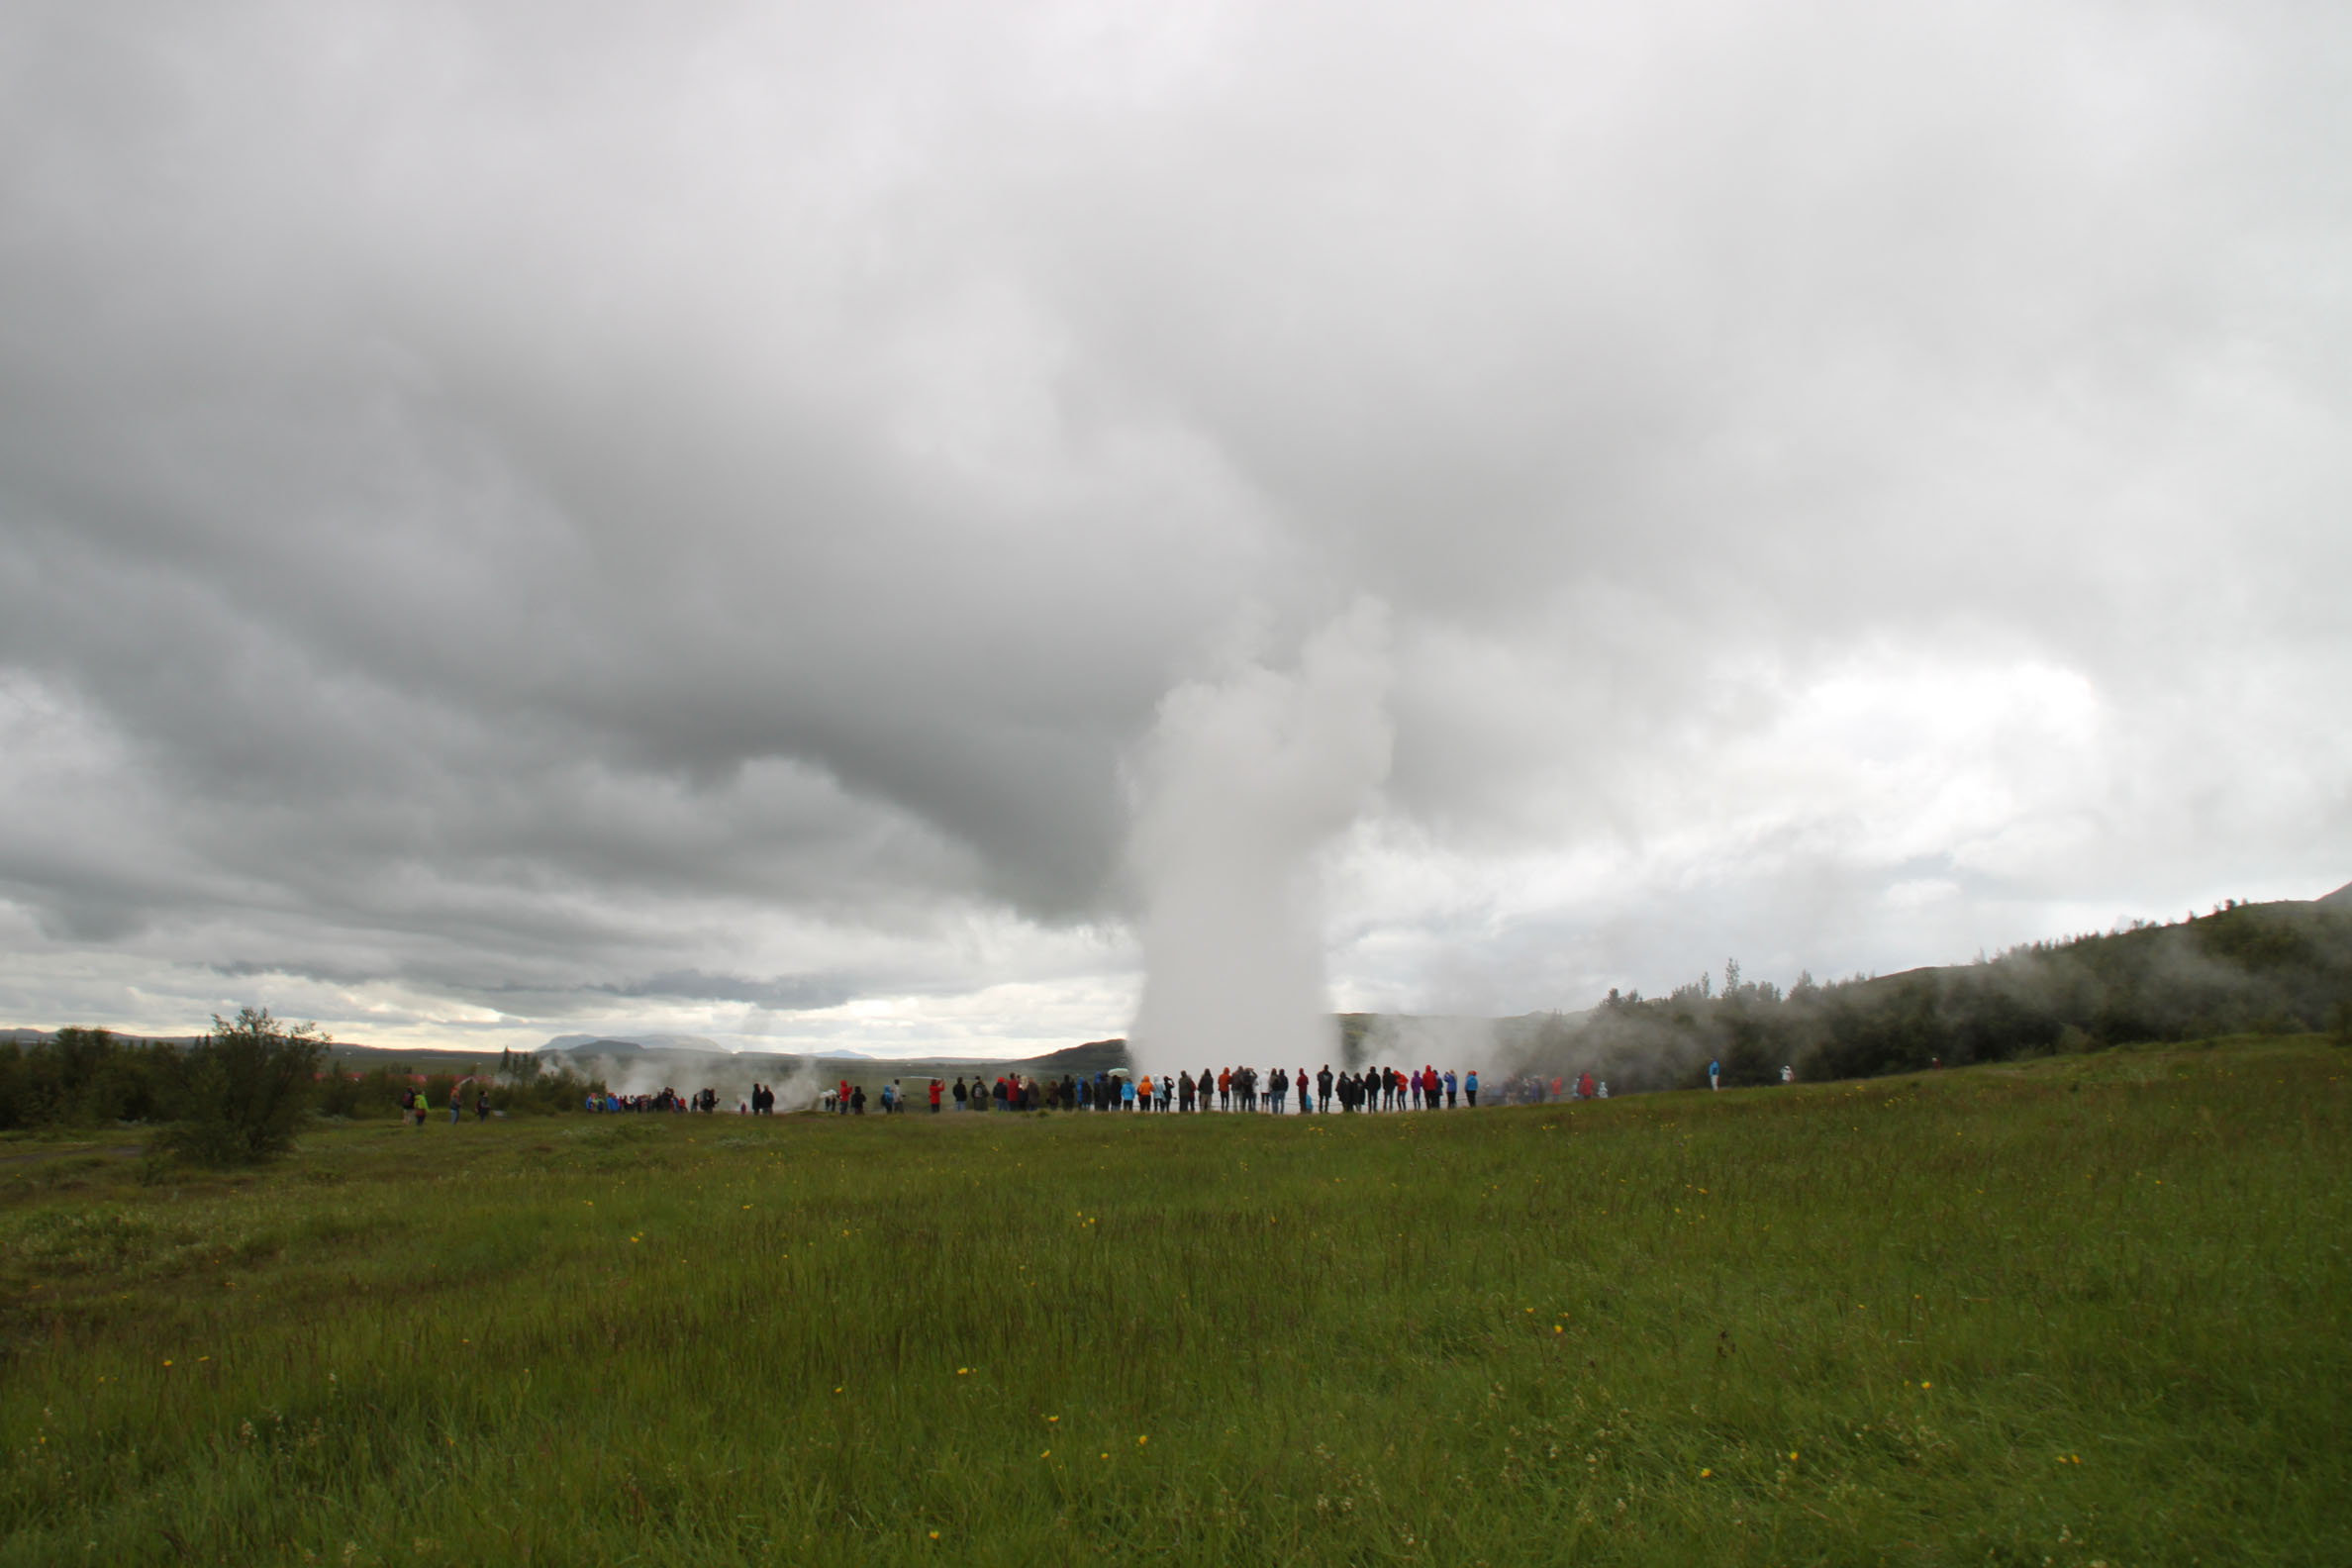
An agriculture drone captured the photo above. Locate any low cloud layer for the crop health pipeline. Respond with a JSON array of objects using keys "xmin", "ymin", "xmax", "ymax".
[{"xmin": 1, "ymin": 1, "xmax": 2345, "ymax": 1054}]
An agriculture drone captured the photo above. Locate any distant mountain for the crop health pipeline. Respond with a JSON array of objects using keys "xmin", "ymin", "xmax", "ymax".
[
  {"xmin": 542, "ymin": 1036, "xmax": 646, "ymax": 1055},
  {"xmin": 539, "ymin": 1032, "xmax": 731, "ymax": 1055},
  {"xmin": 2319, "ymin": 879, "xmax": 2352, "ymax": 910}
]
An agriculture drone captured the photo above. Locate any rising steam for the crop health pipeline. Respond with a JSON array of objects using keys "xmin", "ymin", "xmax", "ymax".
[{"xmin": 1125, "ymin": 600, "xmax": 1393, "ymax": 1068}]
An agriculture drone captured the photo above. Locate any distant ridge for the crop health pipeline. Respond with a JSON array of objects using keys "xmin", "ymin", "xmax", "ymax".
[{"xmin": 2318, "ymin": 879, "xmax": 2352, "ymax": 909}]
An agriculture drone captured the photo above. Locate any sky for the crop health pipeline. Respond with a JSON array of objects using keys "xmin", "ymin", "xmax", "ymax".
[{"xmin": 1, "ymin": 0, "xmax": 2347, "ymax": 1059}]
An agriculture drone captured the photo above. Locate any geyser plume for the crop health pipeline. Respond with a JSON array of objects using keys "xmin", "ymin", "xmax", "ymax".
[{"xmin": 1126, "ymin": 600, "xmax": 1393, "ymax": 1067}]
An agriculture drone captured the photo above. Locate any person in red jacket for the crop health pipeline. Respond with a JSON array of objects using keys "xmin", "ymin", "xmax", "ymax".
[{"xmin": 929, "ymin": 1078, "xmax": 942, "ymax": 1113}]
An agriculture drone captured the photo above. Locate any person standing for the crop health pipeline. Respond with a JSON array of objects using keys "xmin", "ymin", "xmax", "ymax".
[
  {"xmin": 1138, "ymin": 1074, "xmax": 1153, "ymax": 1113},
  {"xmin": 1464, "ymin": 1069, "xmax": 1479, "ymax": 1108},
  {"xmin": 1218, "ymin": 1067, "xmax": 1231, "ymax": 1112},
  {"xmin": 1442, "ymin": 1069, "xmax": 1456, "ymax": 1109},
  {"xmin": 1270, "ymin": 1067, "xmax": 1288, "ymax": 1115},
  {"xmin": 1317, "ymin": 1064, "xmax": 1333, "ymax": 1113},
  {"xmin": 929, "ymin": 1078, "xmax": 942, "ymax": 1114},
  {"xmin": 1121, "ymin": 1075, "xmax": 1136, "ymax": 1112},
  {"xmin": 1709, "ymin": 1059, "xmax": 1720, "ymax": 1091}
]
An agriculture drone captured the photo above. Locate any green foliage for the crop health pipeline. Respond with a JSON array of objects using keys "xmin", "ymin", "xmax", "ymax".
[
  {"xmin": 156, "ymin": 1009, "xmax": 328, "ymax": 1168},
  {"xmin": 0, "ymin": 1029, "xmax": 186, "ymax": 1130},
  {"xmin": 492, "ymin": 1047, "xmax": 606, "ymax": 1114},
  {"xmin": 0, "ymin": 1038, "xmax": 2345, "ymax": 1565},
  {"xmin": 1516, "ymin": 899, "xmax": 2352, "ymax": 1089}
]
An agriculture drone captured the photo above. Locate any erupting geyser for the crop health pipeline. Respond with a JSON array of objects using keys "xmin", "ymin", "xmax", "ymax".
[{"xmin": 1125, "ymin": 599, "xmax": 1393, "ymax": 1066}]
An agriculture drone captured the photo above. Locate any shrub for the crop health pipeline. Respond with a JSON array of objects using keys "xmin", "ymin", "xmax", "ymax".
[{"xmin": 159, "ymin": 1009, "xmax": 328, "ymax": 1167}]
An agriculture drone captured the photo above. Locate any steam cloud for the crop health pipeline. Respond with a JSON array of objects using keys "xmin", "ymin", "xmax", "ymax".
[{"xmin": 1126, "ymin": 601, "xmax": 1393, "ymax": 1069}]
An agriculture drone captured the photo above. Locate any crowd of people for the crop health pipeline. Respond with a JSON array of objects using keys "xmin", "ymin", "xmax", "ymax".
[
  {"xmin": 582, "ymin": 1086, "xmax": 731, "ymax": 1114},
  {"xmin": 816, "ymin": 1064, "xmax": 1498, "ymax": 1115},
  {"xmin": 561, "ymin": 1065, "xmax": 1655, "ymax": 1120}
]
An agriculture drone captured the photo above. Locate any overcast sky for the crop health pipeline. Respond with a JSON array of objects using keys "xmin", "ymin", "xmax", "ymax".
[{"xmin": 2, "ymin": 1, "xmax": 2346, "ymax": 1056}]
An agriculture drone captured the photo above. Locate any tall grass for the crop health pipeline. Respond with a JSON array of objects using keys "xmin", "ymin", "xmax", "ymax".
[{"xmin": 2, "ymin": 1037, "xmax": 2346, "ymax": 1565}]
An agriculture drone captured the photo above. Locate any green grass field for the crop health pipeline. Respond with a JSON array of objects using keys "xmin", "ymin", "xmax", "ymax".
[{"xmin": 3, "ymin": 1038, "xmax": 2346, "ymax": 1566}]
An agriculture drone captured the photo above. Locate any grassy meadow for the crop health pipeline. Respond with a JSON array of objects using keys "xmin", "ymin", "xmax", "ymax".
[{"xmin": 2, "ymin": 1037, "xmax": 2347, "ymax": 1566}]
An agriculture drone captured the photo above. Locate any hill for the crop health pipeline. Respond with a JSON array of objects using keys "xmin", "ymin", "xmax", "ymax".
[{"xmin": 1494, "ymin": 887, "xmax": 2352, "ymax": 1091}]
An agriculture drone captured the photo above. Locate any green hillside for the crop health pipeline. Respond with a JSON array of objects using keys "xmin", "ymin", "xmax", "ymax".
[{"xmin": 1497, "ymin": 890, "xmax": 2352, "ymax": 1092}]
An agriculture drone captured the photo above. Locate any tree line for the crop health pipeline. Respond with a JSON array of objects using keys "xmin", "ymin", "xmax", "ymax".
[
  {"xmin": 0, "ymin": 1010, "xmax": 603, "ymax": 1164},
  {"xmin": 1511, "ymin": 897, "xmax": 2352, "ymax": 1091}
]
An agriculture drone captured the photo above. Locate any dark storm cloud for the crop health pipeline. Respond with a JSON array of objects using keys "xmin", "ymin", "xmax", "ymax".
[
  {"xmin": 597, "ymin": 971, "xmax": 858, "ymax": 1012},
  {"xmin": 1, "ymin": 0, "xmax": 2346, "ymax": 1042}
]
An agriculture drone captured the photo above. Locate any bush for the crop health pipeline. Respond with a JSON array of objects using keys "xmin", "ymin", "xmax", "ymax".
[{"xmin": 159, "ymin": 1009, "xmax": 328, "ymax": 1167}]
